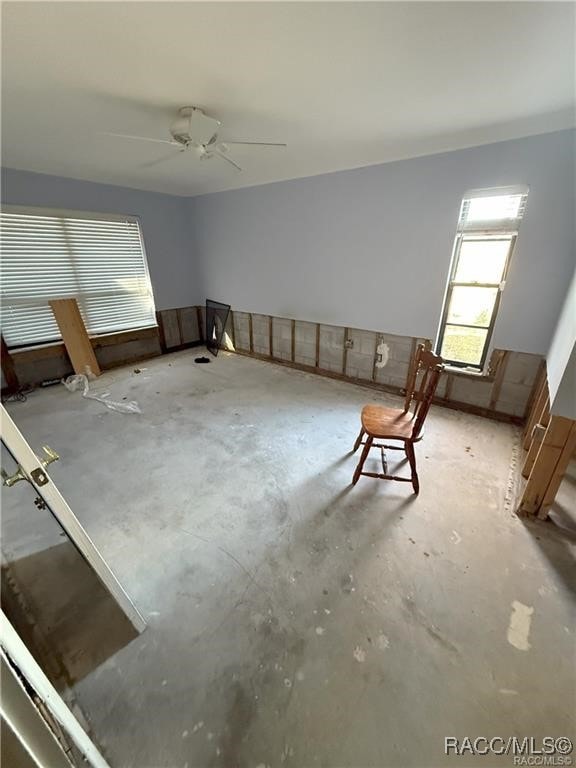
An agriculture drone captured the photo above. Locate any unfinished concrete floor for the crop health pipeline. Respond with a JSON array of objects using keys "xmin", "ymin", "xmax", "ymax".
[{"xmin": 2, "ymin": 349, "xmax": 575, "ymax": 768}]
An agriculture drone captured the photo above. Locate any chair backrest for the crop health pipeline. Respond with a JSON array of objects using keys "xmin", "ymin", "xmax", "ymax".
[{"xmin": 404, "ymin": 343, "xmax": 444, "ymax": 439}]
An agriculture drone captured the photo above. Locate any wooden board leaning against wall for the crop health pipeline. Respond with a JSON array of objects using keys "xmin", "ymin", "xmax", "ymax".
[{"xmin": 518, "ymin": 366, "xmax": 576, "ymax": 520}]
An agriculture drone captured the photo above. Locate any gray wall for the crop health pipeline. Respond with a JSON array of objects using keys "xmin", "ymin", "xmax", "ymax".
[
  {"xmin": 548, "ymin": 268, "xmax": 576, "ymax": 419},
  {"xmin": 1, "ymin": 168, "xmax": 199, "ymax": 310},
  {"xmin": 190, "ymin": 130, "xmax": 575, "ymax": 355}
]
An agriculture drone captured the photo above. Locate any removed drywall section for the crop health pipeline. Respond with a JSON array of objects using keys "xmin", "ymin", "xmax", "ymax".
[
  {"xmin": 493, "ymin": 352, "xmax": 543, "ymax": 417},
  {"xmin": 272, "ymin": 317, "xmax": 293, "ymax": 361},
  {"xmin": 252, "ymin": 314, "xmax": 271, "ymax": 356},
  {"xmin": 345, "ymin": 329, "xmax": 376, "ymax": 381},
  {"xmin": 373, "ymin": 333, "xmax": 415, "ymax": 390},
  {"xmin": 227, "ymin": 308, "xmax": 544, "ymax": 424},
  {"xmin": 319, "ymin": 325, "xmax": 345, "ymax": 373},
  {"xmin": 294, "ymin": 321, "xmax": 317, "ymax": 367},
  {"xmin": 233, "ymin": 312, "xmax": 251, "ymax": 352}
]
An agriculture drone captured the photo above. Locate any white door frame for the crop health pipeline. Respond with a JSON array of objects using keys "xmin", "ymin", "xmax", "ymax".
[
  {"xmin": 1, "ymin": 610, "xmax": 112, "ymax": 768},
  {"xmin": 0, "ymin": 404, "xmax": 146, "ymax": 632}
]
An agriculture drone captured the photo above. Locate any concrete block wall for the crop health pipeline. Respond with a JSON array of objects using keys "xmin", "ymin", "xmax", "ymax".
[
  {"xmin": 294, "ymin": 321, "xmax": 317, "ymax": 367},
  {"xmin": 272, "ymin": 317, "xmax": 293, "ymax": 362},
  {"xmin": 494, "ymin": 352, "xmax": 543, "ymax": 417},
  {"xmin": 319, "ymin": 325, "xmax": 345, "ymax": 373},
  {"xmin": 222, "ymin": 307, "xmax": 544, "ymax": 425},
  {"xmin": 233, "ymin": 311, "xmax": 251, "ymax": 352},
  {"xmin": 251, "ymin": 314, "xmax": 270, "ymax": 356},
  {"xmin": 373, "ymin": 333, "xmax": 416, "ymax": 390},
  {"xmin": 345, "ymin": 329, "xmax": 376, "ymax": 381}
]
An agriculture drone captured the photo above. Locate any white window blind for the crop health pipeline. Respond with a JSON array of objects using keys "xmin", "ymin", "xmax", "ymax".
[
  {"xmin": 457, "ymin": 187, "xmax": 528, "ymax": 233},
  {"xmin": 0, "ymin": 208, "xmax": 156, "ymax": 349}
]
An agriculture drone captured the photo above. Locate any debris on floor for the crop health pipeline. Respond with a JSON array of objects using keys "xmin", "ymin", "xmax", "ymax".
[
  {"xmin": 62, "ymin": 374, "xmax": 142, "ymax": 414},
  {"xmin": 194, "ymin": 356, "xmax": 211, "ymax": 364}
]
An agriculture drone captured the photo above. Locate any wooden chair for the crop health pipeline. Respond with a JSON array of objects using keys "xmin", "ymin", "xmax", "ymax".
[{"xmin": 351, "ymin": 344, "xmax": 443, "ymax": 493}]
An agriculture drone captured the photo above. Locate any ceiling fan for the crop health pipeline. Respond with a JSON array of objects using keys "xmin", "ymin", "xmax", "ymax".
[{"xmin": 103, "ymin": 106, "xmax": 286, "ymax": 172}]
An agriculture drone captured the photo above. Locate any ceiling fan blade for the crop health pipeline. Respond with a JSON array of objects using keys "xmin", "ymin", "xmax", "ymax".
[
  {"xmin": 101, "ymin": 131, "xmax": 179, "ymax": 147},
  {"xmin": 213, "ymin": 150, "xmax": 242, "ymax": 172},
  {"xmin": 141, "ymin": 149, "xmax": 184, "ymax": 168},
  {"xmin": 222, "ymin": 140, "xmax": 287, "ymax": 147}
]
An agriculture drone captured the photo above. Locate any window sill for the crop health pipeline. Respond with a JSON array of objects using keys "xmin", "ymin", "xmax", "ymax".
[{"xmin": 443, "ymin": 364, "xmax": 494, "ymax": 382}]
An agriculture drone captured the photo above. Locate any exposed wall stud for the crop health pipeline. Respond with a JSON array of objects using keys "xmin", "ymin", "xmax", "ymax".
[
  {"xmin": 196, "ymin": 305, "xmax": 204, "ymax": 343},
  {"xmin": 248, "ymin": 313, "xmax": 254, "ymax": 353},
  {"xmin": 291, "ymin": 319, "xmax": 296, "ymax": 362},
  {"xmin": 342, "ymin": 327, "xmax": 349, "ymax": 374},
  {"xmin": 268, "ymin": 316, "xmax": 274, "ymax": 357},
  {"xmin": 489, "ymin": 350, "xmax": 509, "ymax": 410},
  {"xmin": 523, "ymin": 378, "xmax": 549, "ymax": 449},
  {"xmin": 518, "ymin": 416, "xmax": 576, "ymax": 518},
  {"xmin": 315, "ymin": 324, "xmax": 320, "ymax": 368},
  {"xmin": 229, "ymin": 310, "xmax": 236, "ymax": 349},
  {"xmin": 1, "ymin": 335, "xmax": 19, "ymax": 393}
]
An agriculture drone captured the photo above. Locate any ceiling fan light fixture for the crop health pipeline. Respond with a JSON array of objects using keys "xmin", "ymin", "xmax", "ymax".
[{"xmin": 170, "ymin": 106, "xmax": 221, "ymax": 147}]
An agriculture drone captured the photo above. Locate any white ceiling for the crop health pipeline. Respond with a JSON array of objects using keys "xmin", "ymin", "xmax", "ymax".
[{"xmin": 2, "ymin": 2, "xmax": 574, "ymax": 197}]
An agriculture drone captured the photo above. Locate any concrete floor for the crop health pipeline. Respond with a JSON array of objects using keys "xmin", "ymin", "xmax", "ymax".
[{"xmin": 2, "ymin": 349, "xmax": 575, "ymax": 768}]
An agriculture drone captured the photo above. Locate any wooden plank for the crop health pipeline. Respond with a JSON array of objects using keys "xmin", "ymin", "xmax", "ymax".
[
  {"xmin": 196, "ymin": 305, "xmax": 204, "ymax": 342},
  {"xmin": 371, "ymin": 335, "xmax": 380, "ymax": 381},
  {"xmin": 291, "ymin": 319, "xmax": 296, "ymax": 363},
  {"xmin": 518, "ymin": 415, "xmax": 575, "ymax": 516},
  {"xmin": 523, "ymin": 379, "xmax": 549, "ymax": 449},
  {"xmin": 1, "ymin": 335, "xmax": 20, "ymax": 393},
  {"xmin": 538, "ymin": 421, "xmax": 576, "ymax": 518},
  {"xmin": 521, "ymin": 423, "xmax": 546, "ymax": 479},
  {"xmin": 522, "ymin": 359, "xmax": 546, "ymax": 422},
  {"xmin": 49, "ymin": 299, "xmax": 101, "ymax": 377},
  {"xmin": 315, "ymin": 324, "xmax": 320, "ymax": 368},
  {"xmin": 248, "ymin": 313, "xmax": 254, "ymax": 353},
  {"xmin": 269, "ymin": 316, "xmax": 274, "ymax": 358},
  {"xmin": 229, "ymin": 310, "xmax": 236, "ymax": 349},
  {"xmin": 342, "ymin": 328, "xmax": 349, "ymax": 374},
  {"xmin": 488, "ymin": 350, "xmax": 509, "ymax": 410}
]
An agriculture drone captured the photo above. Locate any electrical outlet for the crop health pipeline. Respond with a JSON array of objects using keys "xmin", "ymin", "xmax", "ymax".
[{"xmin": 345, "ymin": 338, "xmax": 354, "ymax": 349}]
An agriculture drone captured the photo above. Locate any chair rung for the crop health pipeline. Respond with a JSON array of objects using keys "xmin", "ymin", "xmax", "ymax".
[
  {"xmin": 359, "ymin": 441, "xmax": 405, "ymax": 450},
  {"xmin": 360, "ymin": 472, "xmax": 412, "ymax": 482}
]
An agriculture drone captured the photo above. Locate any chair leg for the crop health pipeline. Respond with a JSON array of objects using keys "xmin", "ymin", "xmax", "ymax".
[
  {"xmin": 353, "ymin": 427, "xmax": 365, "ymax": 452},
  {"xmin": 406, "ymin": 442, "xmax": 419, "ymax": 494},
  {"xmin": 353, "ymin": 436, "xmax": 373, "ymax": 485}
]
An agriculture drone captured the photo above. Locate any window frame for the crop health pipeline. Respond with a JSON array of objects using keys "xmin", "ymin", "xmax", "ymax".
[
  {"xmin": 0, "ymin": 205, "xmax": 157, "ymax": 350},
  {"xmin": 436, "ymin": 187, "xmax": 528, "ymax": 372}
]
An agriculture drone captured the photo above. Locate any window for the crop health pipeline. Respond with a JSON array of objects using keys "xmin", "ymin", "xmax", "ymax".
[
  {"xmin": 0, "ymin": 207, "xmax": 156, "ymax": 349},
  {"xmin": 436, "ymin": 187, "xmax": 528, "ymax": 370}
]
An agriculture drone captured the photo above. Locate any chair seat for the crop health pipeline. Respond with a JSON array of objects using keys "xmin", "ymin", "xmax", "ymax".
[{"xmin": 361, "ymin": 404, "xmax": 415, "ymax": 439}]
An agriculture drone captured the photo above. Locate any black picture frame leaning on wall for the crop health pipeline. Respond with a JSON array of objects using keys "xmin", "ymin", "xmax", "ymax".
[{"xmin": 205, "ymin": 299, "xmax": 231, "ymax": 357}]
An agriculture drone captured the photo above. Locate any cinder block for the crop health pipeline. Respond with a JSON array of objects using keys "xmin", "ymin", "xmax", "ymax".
[
  {"xmin": 319, "ymin": 325, "xmax": 345, "ymax": 372},
  {"xmin": 233, "ymin": 312, "xmax": 251, "ymax": 351},
  {"xmin": 504, "ymin": 352, "xmax": 543, "ymax": 387},
  {"xmin": 496, "ymin": 381, "xmax": 532, "ymax": 413},
  {"xmin": 294, "ymin": 321, "xmax": 317, "ymax": 367},
  {"xmin": 252, "ymin": 314, "xmax": 270, "ymax": 356},
  {"xmin": 271, "ymin": 318, "xmax": 292, "ymax": 360},
  {"xmin": 450, "ymin": 376, "xmax": 492, "ymax": 408}
]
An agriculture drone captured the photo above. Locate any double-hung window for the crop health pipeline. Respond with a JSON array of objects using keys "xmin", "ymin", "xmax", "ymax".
[
  {"xmin": 436, "ymin": 187, "xmax": 528, "ymax": 370},
  {"xmin": 0, "ymin": 207, "xmax": 157, "ymax": 349}
]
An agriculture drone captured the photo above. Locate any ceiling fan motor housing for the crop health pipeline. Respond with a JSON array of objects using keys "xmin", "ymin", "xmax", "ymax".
[{"xmin": 170, "ymin": 106, "xmax": 221, "ymax": 147}]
